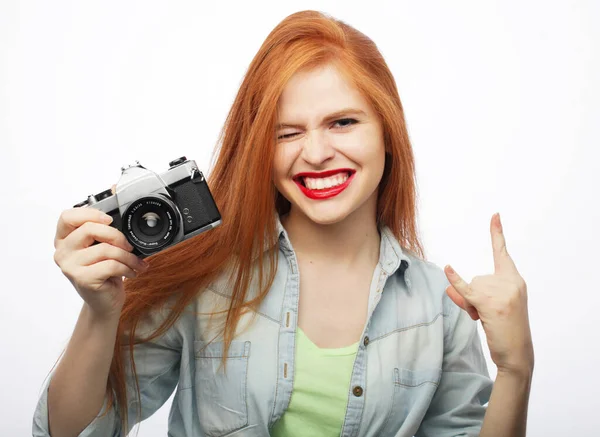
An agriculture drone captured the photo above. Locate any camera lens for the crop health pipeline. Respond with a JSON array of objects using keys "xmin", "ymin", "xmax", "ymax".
[
  {"xmin": 139, "ymin": 212, "xmax": 162, "ymax": 236},
  {"xmin": 123, "ymin": 196, "xmax": 179, "ymax": 251}
]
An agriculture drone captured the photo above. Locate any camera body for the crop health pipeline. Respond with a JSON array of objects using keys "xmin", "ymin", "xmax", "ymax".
[{"xmin": 74, "ymin": 157, "xmax": 221, "ymax": 258}]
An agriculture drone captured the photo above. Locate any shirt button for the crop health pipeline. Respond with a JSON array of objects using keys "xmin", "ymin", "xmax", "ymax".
[
  {"xmin": 352, "ymin": 386, "xmax": 364, "ymax": 397},
  {"xmin": 363, "ymin": 336, "xmax": 370, "ymax": 346}
]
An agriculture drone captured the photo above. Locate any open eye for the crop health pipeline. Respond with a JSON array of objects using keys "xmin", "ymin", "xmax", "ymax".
[{"xmin": 332, "ymin": 118, "xmax": 358, "ymax": 129}]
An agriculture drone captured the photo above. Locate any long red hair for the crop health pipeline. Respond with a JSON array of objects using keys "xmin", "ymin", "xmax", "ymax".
[{"xmin": 107, "ymin": 10, "xmax": 424, "ymax": 432}]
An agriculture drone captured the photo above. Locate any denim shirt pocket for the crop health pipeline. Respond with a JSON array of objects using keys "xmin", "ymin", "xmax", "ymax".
[
  {"xmin": 194, "ymin": 340, "xmax": 251, "ymax": 437},
  {"xmin": 380, "ymin": 367, "xmax": 442, "ymax": 435}
]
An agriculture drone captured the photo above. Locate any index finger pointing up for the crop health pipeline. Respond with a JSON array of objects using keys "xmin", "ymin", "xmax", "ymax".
[{"xmin": 491, "ymin": 213, "xmax": 518, "ymax": 275}]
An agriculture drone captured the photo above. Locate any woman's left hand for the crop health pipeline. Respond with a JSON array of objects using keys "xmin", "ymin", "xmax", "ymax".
[{"xmin": 444, "ymin": 213, "xmax": 534, "ymax": 376}]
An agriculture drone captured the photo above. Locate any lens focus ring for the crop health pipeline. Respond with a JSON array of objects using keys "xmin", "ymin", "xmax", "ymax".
[{"xmin": 122, "ymin": 196, "xmax": 179, "ymax": 252}]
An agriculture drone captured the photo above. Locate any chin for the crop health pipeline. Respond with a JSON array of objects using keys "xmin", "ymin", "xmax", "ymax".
[
  {"xmin": 305, "ymin": 213, "xmax": 348, "ymax": 226},
  {"xmin": 297, "ymin": 202, "xmax": 354, "ymax": 226}
]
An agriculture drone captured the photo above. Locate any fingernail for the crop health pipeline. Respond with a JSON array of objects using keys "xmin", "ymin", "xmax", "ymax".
[
  {"xmin": 102, "ymin": 214, "xmax": 113, "ymax": 224},
  {"xmin": 138, "ymin": 259, "xmax": 149, "ymax": 270},
  {"xmin": 497, "ymin": 212, "xmax": 503, "ymax": 231},
  {"xmin": 446, "ymin": 265, "xmax": 455, "ymax": 275}
]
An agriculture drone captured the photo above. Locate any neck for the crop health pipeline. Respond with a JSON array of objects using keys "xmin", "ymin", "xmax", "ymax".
[{"xmin": 280, "ymin": 200, "xmax": 381, "ymax": 267}]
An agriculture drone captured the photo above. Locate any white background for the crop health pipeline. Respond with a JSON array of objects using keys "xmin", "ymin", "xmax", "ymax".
[{"xmin": 1, "ymin": 0, "xmax": 598, "ymax": 435}]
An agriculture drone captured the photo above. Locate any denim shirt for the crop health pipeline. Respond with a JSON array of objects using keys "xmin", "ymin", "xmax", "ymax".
[{"xmin": 33, "ymin": 221, "xmax": 493, "ymax": 437}]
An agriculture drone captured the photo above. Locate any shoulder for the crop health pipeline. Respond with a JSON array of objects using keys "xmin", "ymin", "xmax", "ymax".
[
  {"xmin": 379, "ymin": 227, "xmax": 449, "ymax": 305},
  {"xmin": 405, "ymin": 253, "xmax": 449, "ymax": 288},
  {"xmin": 401, "ymin": 251, "xmax": 455, "ymax": 318}
]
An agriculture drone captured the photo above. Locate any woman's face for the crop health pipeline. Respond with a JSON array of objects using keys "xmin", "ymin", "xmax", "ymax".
[{"xmin": 273, "ymin": 63, "xmax": 386, "ymax": 225}]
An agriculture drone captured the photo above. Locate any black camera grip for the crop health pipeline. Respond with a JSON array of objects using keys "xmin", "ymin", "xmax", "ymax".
[{"xmin": 172, "ymin": 177, "xmax": 220, "ymax": 234}]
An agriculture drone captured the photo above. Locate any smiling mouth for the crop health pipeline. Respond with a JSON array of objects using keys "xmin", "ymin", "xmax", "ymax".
[
  {"xmin": 291, "ymin": 169, "xmax": 356, "ymax": 200},
  {"xmin": 293, "ymin": 169, "xmax": 356, "ymax": 191}
]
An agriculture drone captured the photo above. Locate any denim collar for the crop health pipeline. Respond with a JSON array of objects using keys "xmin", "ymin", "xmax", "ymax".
[{"xmin": 274, "ymin": 214, "xmax": 411, "ymax": 276}]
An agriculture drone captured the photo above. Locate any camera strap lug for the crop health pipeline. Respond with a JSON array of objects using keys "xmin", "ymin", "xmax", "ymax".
[{"xmin": 190, "ymin": 166, "xmax": 204, "ymax": 182}]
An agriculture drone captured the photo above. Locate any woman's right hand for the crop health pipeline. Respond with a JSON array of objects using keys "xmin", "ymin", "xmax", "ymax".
[{"xmin": 53, "ymin": 207, "xmax": 149, "ymax": 320}]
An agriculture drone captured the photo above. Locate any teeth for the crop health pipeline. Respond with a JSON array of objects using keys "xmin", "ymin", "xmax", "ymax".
[{"xmin": 303, "ymin": 173, "xmax": 350, "ymax": 190}]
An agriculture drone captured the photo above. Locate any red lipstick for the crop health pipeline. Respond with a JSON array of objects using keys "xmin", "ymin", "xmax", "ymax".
[{"xmin": 293, "ymin": 168, "xmax": 356, "ymax": 200}]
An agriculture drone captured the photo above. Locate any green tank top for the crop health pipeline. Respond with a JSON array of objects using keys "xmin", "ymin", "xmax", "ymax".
[{"xmin": 270, "ymin": 328, "xmax": 359, "ymax": 436}]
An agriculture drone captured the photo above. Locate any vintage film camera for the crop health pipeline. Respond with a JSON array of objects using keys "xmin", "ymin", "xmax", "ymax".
[{"xmin": 74, "ymin": 157, "xmax": 221, "ymax": 258}]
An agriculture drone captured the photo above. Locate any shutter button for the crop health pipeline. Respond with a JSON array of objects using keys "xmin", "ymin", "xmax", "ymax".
[{"xmin": 352, "ymin": 386, "xmax": 364, "ymax": 397}]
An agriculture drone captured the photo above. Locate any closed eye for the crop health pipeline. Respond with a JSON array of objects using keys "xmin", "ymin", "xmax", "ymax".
[
  {"xmin": 277, "ymin": 118, "xmax": 358, "ymax": 140},
  {"xmin": 277, "ymin": 131, "xmax": 300, "ymax": 140}
]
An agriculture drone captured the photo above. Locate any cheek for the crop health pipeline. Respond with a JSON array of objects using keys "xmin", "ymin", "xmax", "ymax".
[
  {"xmin": 273, "ymin": 144, "xmax": 300, "ymax": 182},
  {"xmin": 362, "ymin": 128, "xmax": 386, "ymax": 172},
  {"xmin": 335, "ymin": 132, "xmax": 385, "ymax": 170}
]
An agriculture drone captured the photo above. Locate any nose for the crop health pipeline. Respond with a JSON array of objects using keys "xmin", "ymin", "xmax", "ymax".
[{"xmin": 300, "ymin": 130, "xmax": 335, "ymax": 166}]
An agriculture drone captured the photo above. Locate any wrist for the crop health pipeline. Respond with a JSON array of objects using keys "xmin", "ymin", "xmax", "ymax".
[
  {"xmin": 496, "ymin": 344, "xmax": 535, "ymax": 379},
  {"xmin": 497, "ymin": 363, "xmax": 534, "ymax": 381},
  {"xmin": 82, "ymin": 303, "xmax": 122, "ymax": 327}
]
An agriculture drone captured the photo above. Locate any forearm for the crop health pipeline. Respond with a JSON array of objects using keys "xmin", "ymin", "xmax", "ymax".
[
  {"xmin": 48, "ymin": 303, "xmax": 120, "ymax": 437},
  {"xmin": 479, "ymin": 368, "xmax": 533, "ymax": 437}
]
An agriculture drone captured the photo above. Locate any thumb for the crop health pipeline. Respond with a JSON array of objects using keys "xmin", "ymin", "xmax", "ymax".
[{"xmin": 446, "ymin": 285, "xmax": 480, "ymax": 320}]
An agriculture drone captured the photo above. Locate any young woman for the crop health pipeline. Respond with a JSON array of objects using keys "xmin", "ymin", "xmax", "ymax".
[{"xmin": 33, "ymin": 10, "xmax": 534, "ymax": 437}]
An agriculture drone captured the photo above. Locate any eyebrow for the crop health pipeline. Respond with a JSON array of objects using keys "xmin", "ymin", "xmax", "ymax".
[{"xmin": 275, "ymin": 108, "xmax": 367, "ymax": 130}]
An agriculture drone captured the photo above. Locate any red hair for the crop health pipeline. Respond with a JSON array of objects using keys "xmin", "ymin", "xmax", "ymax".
[{"xmin": 107, "ymin": 10, "xmax": 423, "ymax": 432}]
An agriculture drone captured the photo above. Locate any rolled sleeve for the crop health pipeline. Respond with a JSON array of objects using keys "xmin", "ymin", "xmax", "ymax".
[
  {"xmin": 416, "ymin": 294, "xmax": 494, "ymax": 437},
  {"xmin": 33, "ymin": 376, "xmax": 120, "ymax": 437},
  {"xmin": 32, "ymin": 306, "xmax": 182, "ymax": 437}
]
